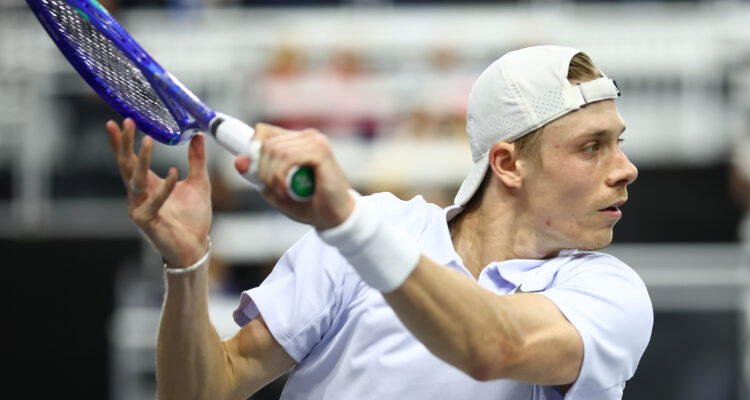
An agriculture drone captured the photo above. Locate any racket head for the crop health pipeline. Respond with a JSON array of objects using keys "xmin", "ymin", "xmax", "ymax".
[{"xmin": 27, "ymin": 0, "xmax": 212, "ymax": 145}]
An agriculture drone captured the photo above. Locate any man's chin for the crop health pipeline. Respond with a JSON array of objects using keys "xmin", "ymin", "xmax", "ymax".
[
  {"xmin": 580, "ymin": 242, "xmax": 611, "ymax": 251},
  {"xmin": 575, "ymin": 232, "xmax": 614, "ymax": 251}
]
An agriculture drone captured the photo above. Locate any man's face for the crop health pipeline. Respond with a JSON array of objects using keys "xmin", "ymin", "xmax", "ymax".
[{"xmin": 518, "ymin": 99, "xmax": 637, "ymax": 252}]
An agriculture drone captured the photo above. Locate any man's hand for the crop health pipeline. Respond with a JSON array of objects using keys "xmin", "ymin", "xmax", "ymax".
[
  {"xmin": 107, "ymin": 118, "xmax": 212, "ymax": 267},
  {"xmin": 234, "ymin": 123, "xmax": 355, "ymax": 230}
]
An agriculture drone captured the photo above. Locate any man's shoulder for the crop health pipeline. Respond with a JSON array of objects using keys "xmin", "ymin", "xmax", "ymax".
[
  {"xmin": 559, "ymin": 249, "xmax": 631, "ymax": 268},
  {"xmin": 362, "ymin": 192, "xmax": 442, "ymax": 217},
  {"xmin": 553, "ymin": 249, "xmax": 647, "ymax": 290},
  {"xmin": 361, "ymin": 191, "xmax": 445, "ymax": 235},
  {"xmin": 362, "ymin": 191, "xmax": 433, "ymax": 208}
]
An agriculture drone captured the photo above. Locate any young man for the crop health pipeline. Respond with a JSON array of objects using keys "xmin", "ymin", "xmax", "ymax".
[{"xmin": 108, "ymin": 45, "xmax": 652, "ymax": 399}]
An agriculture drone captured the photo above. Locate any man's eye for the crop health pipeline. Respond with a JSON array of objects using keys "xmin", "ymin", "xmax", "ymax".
[{"xmin": 583, "ymin": 143, "xmax": 600, "ymax": 153}]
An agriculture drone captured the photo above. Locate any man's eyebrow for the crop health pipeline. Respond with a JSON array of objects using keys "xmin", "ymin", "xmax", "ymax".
[{"xmin": 581, "ymin": 126, "xmax": 627, "ymax": 138}]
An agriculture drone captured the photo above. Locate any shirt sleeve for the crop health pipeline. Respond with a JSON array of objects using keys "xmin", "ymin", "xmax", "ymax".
[
  {"xmin": 231, "ymin": 192, "xmax": 430, "ymax": 363},
  {"xmin": 539, "ymin": 254, "xmax": 653, "ymax": 399},
  {"xmin": 232, "ymin": 229, "xmax": 350, "ymax": 363}
]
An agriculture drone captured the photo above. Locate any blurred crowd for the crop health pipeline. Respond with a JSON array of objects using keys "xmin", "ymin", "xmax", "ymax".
[
  {"xmin": 250, "ymin": 44, "xmax": 472, "ymax": 140},
  {"xmin": 203, "ymin": 43, "xmax": 488, "ymax": 209}
]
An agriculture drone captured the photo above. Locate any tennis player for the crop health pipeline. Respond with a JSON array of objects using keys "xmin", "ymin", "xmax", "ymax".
[{"xmin": 108, "ymin": 45, "xmax": 652, "ymax": 399}]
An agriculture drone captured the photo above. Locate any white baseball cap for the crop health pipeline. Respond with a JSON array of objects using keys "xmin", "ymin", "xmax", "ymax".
[{"xmin": 454, "ymin": 45, "xmax": 621, "ymax": 206}]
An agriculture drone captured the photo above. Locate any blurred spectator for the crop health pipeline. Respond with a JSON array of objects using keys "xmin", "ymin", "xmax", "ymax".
[
  {"xmin": 256, "ymin": 46, "xmax": 386, "ymax": 138},
  {"xmin": 425, "ymin": 46, "xmax": 473, "ymax": 138},
  {"xmin": 311, "ymin": 47, "xmax": 383, "ymax": 139},
  {"xmin": 256, "ymin": 45, "xmax": 317, "ymax": 130},
  {"xmin": 393, "ymin": 46, "xmax": 472, "ymax": 140}
]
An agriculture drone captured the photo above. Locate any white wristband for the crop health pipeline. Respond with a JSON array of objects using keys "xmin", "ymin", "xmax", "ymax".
[
  {"xmin": 317, "ymin": 194, "xmax": 420, "ymax": 292},
  {"xmin": 164, "ymin": 239, "xmax": 212, "ymax": 275}
]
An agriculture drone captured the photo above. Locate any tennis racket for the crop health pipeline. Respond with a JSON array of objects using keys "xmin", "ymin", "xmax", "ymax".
[{"xmin": 26, "ymin": 0, "xmax": 315, "ymax": 201}]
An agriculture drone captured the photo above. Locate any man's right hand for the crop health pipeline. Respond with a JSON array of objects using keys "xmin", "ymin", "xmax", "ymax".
[{"xmin": 107, "ymin": 118, "xmax": 212, "ymax": 268}]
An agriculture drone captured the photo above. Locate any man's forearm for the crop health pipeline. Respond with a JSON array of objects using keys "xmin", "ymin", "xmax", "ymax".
[
  {"xmin": 383, "ymin": 255, "xmax": 582, "ymax": 385},
  {"xmin": 383, "ymin": 256, "xmax": 522, "ymax": 381},
  {"xmin": 157, "ymin": 266, "xmax": 234, "ymax": 400}
]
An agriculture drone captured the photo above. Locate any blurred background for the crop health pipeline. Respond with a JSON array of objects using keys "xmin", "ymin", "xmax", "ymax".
[{"xmin": 2, "ymin": 0, "xmax": 749, "ymax": 398}]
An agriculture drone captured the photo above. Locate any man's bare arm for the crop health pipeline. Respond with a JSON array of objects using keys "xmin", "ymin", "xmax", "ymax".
[
  {"xmin": 106, "ymin": 119, "xmax": 295, "ymax": 400},
  {"xmin": 384, "ymin": 256, "xmax": 582, "ymax": 385},
  {"xmin": 158, "ymin": 266, "xmax": 295, "ymax": 400}
]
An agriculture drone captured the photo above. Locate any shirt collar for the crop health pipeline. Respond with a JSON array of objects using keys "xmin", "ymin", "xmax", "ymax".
[{"xmin": 483, "ymin": 251, "xmax": 582, "ymax": 291}]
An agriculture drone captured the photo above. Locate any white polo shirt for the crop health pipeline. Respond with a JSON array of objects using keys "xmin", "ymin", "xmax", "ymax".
[{"xmin": 233, "ymin": 193, "xmax": 653, "ymax": 399}]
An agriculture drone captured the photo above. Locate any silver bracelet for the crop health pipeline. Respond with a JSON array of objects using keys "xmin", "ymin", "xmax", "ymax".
[{"xmin": 163, "ymin": 239, "xmax": 212, "ymax": 275}]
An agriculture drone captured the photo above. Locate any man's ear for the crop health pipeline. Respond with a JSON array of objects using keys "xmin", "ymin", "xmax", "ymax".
[{"xmin": 488, "ymin": 141, "xmax": 523, "ymax": 189}]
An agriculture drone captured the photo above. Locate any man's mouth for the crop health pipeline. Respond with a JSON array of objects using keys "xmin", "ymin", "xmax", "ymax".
[{"xmin": 598, "ymin": 200, "xmax": 626, "ymax": 215}]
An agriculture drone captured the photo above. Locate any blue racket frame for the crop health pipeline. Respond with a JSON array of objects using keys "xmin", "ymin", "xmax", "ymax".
[
  {"xmin": 27, "ymin": 0, "xmax": 216, "ymax": 145},
  {"xmin": 27, "ymin": 0, "xmax": 317, "ymax": 200}
]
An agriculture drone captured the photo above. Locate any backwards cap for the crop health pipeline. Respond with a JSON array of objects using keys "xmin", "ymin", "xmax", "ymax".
[{"xmin": 454, "ymin": 45, "xmax": 620, "ymax": 206}]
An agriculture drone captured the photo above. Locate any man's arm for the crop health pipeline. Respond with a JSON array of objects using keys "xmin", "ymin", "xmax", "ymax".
[
  {"xmin": 107, "ymin": 119, "xmax": 295, "ymax": 400},
  {"xmin": 158, "ymin": 264, "xmax": 295, "ymax": 400},
  {"xmin": 384, "ymin": 256, "xmax": 583, "ymax": 385}
]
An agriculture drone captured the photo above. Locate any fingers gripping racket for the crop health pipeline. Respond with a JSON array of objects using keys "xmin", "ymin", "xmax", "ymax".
[{"xmin": 26, "ymin": 0, "xmax": 315, "ymax": 201}]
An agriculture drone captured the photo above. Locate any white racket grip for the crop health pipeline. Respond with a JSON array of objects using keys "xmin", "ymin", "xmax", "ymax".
[
  {"xmin": 211, "ymin": 113, "xmax": 254, "ymax": 156},
  {"xmin": 210, "ymin": 113, "xmax": 264, "ymax": 190}
]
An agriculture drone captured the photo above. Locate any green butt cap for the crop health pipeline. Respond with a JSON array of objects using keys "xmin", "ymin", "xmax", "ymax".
[{"xmin": 290, "ymin": 166, "xmax": 315, "ymax": 199}]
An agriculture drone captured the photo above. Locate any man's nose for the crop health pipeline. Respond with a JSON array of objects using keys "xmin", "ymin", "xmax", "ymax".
[{"xmin": 607, "ymin": 147, "xmax": 638, "ymax": 187}]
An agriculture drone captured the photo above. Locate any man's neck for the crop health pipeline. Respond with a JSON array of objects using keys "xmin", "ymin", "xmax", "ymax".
[{"xmin": 450, "ymin": 194, "xmax": 558, "ymax": 279}]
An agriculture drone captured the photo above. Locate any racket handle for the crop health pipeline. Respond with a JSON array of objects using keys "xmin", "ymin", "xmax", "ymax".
[{"xmin": 209, "ymin": 114, "xmax": 314, "ymax": 201}]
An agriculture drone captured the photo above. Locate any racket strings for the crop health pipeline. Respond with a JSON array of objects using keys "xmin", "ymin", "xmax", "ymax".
[{"xmin": 42, "ymin": 0, "xmax": 179, "ymax": 134}]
